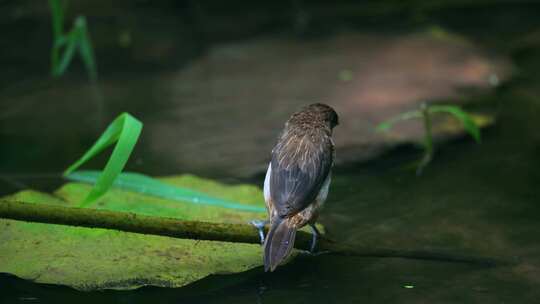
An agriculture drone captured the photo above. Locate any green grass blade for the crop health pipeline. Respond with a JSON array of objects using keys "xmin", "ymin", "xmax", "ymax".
[
  {"xmin": 48, "ymin": 3, "xmax": 98, "ymax": 80},
  {"xmin": 49, "ymin": 0, "xmax": 65, "ymax": 76},
  {"xmin": 54, "ymin": 30, "xmax": 78, "ymax": 77},
  {"xmin": 375, "ymin": 110, "xmax": 422, "ymax": 132},
  {"xmin": 50, "ymin": 35, "xmax": 68, "ymax": 76},
  {"xmin": 74, "ymin": 16, "xmax": 98, "ymax": 81},
  {"xmin": 63, "ymin": 113, "xmax": 143, "ymax": 207},
  {"xmin": 48, "ymin": 0, "xmax": 64, "ymax": 40},
  {"xmin": 429, "ymin": 105, "xmax": 481, "ymax": 143},
  {"xmin": 66, "ymin": 170, "xmax": 266, "ymax": 213},
  {"xmin": 53, "ymin": 35, "xmax": 68, "ymax": 47}
]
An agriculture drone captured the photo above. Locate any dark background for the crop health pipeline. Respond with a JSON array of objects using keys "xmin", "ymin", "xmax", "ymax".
[{"xmin": 2, "ymin": 1, "xmax": 540, "ymax": 303}]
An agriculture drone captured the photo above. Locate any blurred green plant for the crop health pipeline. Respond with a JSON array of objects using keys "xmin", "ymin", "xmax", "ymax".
[
  {"xmin": 64, "ymin": 113, "xmax": 142, "ymax": 207},
  {"xmin": 62, "ymin": 113, "xmax": 265, "ymax": 212},
  {"xmin": 376, "ymin": 103, "xmax": 481, "ymax": 175},
  {"xmin": 49, "ymin": 0, "xmax": 97, "ymax": 80}
]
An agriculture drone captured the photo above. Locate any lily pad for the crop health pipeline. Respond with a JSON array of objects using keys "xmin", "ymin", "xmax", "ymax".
[{"xmin": 0, "ymin": 175, "xmax": 273, "ymax": 290}]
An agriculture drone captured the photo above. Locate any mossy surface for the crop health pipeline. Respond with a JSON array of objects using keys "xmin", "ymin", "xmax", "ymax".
[{"xmin": 0, "ymin": 175, "xmax": 272, "ymax": 290}]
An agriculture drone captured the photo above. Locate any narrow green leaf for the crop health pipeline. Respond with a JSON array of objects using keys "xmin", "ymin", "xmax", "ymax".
[
  {"xmin": 48, "ymin": 0, "xmax": 64, "ymax": 40},
  {"xmin": 54, "ymin": 30, "xmax": 78, "ymax": 77},
  {"xmin": 49, "ymin": 0, "xmax": 65, "ymax": 76},
  {"xmin": 74, "ymin": 16, "xmax": 98, "ymax": 81},
  {"xmin": 63, "ymin": 113, "xmax": 143, "ymax": 207},
  {"xmin": 65, "ymin": 170, "xmax": 266, "ymax": 213},
  {"xmin": 375, "ymin": 110, "xmax": 423, "ymax": 132},
  {"xmin": 53, "ymin": 35, "xmax": 68, "ymax": 48},
  {"xmin": 429, "ymin": 105, "xmax": 481, "ymax": 143},
  {"xmin": 51, "ymin": 35, "xmax": 67, "ymax": 76},
  {"xmin": 48, "ymin": 4, "xmax": 98, "ymax": 80}
]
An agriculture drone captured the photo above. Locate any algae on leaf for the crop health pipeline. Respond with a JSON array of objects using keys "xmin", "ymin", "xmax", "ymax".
[{"xmin": 0, "ymin": 175, "xmax": 273, "ymax": 290}]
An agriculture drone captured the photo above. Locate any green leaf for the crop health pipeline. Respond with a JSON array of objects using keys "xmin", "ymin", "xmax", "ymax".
[
  {"xmin": 53, "ymin": 35, "xmax": 68, "ymax": 48},
  {"xmin": 48, "ymin": 0, "xmax": 64, "ymax": 40},
  {"xmin": 48, "ymin": 3, "xmax": 98, "ymax": 80},
  {"xmin": 63, "ymin": 113, "xmax": 143, "ymax": 207},
  {"xmin": 429, "ymin": 105, "xmax": 481, "ymax": 143},
  {"xmin": 49, "ymin": 0, "xmax": 67, "ymax": 76},
  {"xmin": 74, "ymin": 16, "xmax": 98, "ymax": 81},
  {"xmin": 54, "ymin": 30, "xmax": 78, "ymax": 77},
  {"xmin": 375, "ymin": 110, "xmax": 423, "ymax": 132},
  {"xmin": 0, "ymin": 175, "xmax": 270, "ymax": 290},
  {"xmin": 50, "ymin": 35, "xmax": 67, "ymax": 75},
  {"xmin": 66, "ymin": 170, "xmax": 266, "ymax": 213}
]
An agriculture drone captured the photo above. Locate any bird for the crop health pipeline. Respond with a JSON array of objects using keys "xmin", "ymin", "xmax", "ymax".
[{"xmin": 252, "ymin": 103, "xmax": 339, "ymax": 272}]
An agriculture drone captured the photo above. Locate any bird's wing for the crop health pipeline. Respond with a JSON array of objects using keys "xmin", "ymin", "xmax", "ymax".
[{"xmin": 270, "ymin": 133, "xmax": 333, "ymax": 218}]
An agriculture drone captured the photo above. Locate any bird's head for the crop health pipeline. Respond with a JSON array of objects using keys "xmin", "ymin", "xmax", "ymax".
[
  {"xmin": 287, "ymin": 103, "xmax": 339, "ymax": 132},
  {"xmin": 305, "ymin": 103, "xmax": 339, "ymax": 129}
]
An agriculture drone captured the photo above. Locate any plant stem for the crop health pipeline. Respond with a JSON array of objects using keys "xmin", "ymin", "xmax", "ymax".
[
  {"xmin": 417, "ymin": 102, "xmax": 434, "ymax": 175},
  {"xmin": 0, "ymin": 199, "xmax": 515, "ymax": 267},
  {"xmin": 49, "ymin": 0, "xmax": 64, "ymax": 77},
  {"xmin": 49, "ymin": 0, "xmax": 64, "ymax": 40}
]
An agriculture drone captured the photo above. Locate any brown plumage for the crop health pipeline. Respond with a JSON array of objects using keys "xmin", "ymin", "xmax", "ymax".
[{"xmin": 263, "ymin": 103, "xmax": 338, "ymax": 271}]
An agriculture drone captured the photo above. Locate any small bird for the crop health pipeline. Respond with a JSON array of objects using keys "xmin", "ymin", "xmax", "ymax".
[{"xmin": 254, "ymin": 103, "xmax": 339, "ymax": 272}]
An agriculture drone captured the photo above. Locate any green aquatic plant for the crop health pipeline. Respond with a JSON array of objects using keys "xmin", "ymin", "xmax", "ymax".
[
  {"xmin": 49, "ymin": 0, "xmax": 97, "ymax": 80},
  {"xmin": 66, "ymin": 170, "xmax": 266, "ymax": 213},
  {"xmin": 64, "ymin": 113, "xmax": 142, "ymax": 207},
  {"xmin": 62, "ymin": 113, "xmax": 264, "ymax": 212},
  {"xmin": 376, "ymin": 103, "xmax": 481, "ymax": 175}
]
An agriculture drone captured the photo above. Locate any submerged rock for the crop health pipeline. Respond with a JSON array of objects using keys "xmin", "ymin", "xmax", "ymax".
[{"xmin": 147, "ymin": 30, "xmax": 508, "ymax": 176}]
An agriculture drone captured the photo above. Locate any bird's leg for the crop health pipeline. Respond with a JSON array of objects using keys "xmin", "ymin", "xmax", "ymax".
[
  {"xmin": 308, "ymin": 223, "xmax": 320, "ymax": 253},
  {"xmin": 249, "ymin": 219, "xmax": 269, "ymax": 244}
]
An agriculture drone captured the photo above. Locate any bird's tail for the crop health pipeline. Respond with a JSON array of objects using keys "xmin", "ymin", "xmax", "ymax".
[{"xmin": 263, "ymin": 217, "xmax": 296, "ymax": 272}]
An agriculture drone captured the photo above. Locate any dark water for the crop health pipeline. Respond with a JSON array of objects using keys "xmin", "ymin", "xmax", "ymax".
[{"xmin": 2, "ymin": 2, "xmax": 540, "ymax": 303}]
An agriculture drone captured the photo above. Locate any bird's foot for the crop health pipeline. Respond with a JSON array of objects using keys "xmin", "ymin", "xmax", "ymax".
[{"xmin": 249, "ymin": 219, "xmax": 269, "ymax": 244}]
